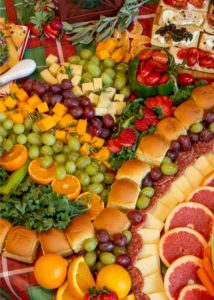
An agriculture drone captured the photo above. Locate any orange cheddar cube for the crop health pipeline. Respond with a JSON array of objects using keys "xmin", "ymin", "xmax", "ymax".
[
  {"xmin": 96, "ymin": 41, "xmax": 106, "ymax": 52},
  {"xmin": 53, "ymin": 114, "xmax": 61, "ymax": 123},
  {"xmin": 23, "ymin": 104, "xmax": 34, "ymax": 114},
  {"xmin": 60, "ymin": 114, "xmax": 74, "ymax": 128},
  {"xmin": 4, "ymin": 96, "xmax": 17, "ymax": 109},
  {"xmin": 0, "ymin": 101, "xmax": 6, "ymax": 112},
  {"xmin": 9, "ymin": 83, "xmax": 19, "ymax": 94},
  {"xmin": 67, "ymin": 120, "xmax": 78, "ymax": 133},
  {"xmin": 105, "ymin": 38, "xmax": 118, "ymax": 54},
  {"xmin": 123, "ymin": 53, "xmax": 132, "ymax": 63},
  {"xmin": 97, "ymin": 50, "xmax": 110, "ymax": 60},
  {"xmin": 53, "ymin": 103, "xmax": 68, "ymax": 117},
  {"xmin": 16, "ymin": 88, "xmax": 29, "ymax": 102},
  {"xmin": 76, "ymin": 119, "xmax": 87, "ymax": 136},
  {"xmin": 94, "ymin": 147, "xmax": 110, "ymax": 161},
  {"xmin": 79, "ymin": 133, "xmax": 92, "ymax": 144},
  {"xmin": 37, "ymin": 116, "xmax": 56, "ymax": 132},
  {"xmin": 55, "ymin": 130, "xmax": 67, "ymax": 143},
  {"xmin": 37, "ymin": 102, "xmax": 49, "ymax": 113},
  {"xmin": 80, "ymin": 143, "xmax": 90, "ymax": 155},
  {"xmin": 28, "ymin": 94, "xmax": 42, "ymax": 109},
  {"xmin": 91, "ymin": 137, "xmax": 105, "ymax": 149},
  {"xmin": 10, "ymin": 112, "xmax": 24, "ymax": 124}
]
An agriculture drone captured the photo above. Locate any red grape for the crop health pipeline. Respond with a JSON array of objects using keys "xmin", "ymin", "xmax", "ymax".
[
  {"xmin": 170, "ymin": 141, "xmax": 181, "ymax": 153},
  {"xmin": 50, "ymin": 84, "xmax": 62, "ymax": 94},
  {"xmin": 189, "ymin": 132, "xmax": 199, "ymax": 143},
  {"xmin": 33, "ymin": 81, "xmax": 47, "ymax": 96},
  {"xmin": 42, "ymin": 92, "xmax": 53, "ymax": 103},
  {"xmin": 203, "ymin": 112, "xmax": 214, "ymax": 124},
  {"xmin": 69, "ymin": 106, "xmax": 83, "ymax": 119},
  {"xmin": 49, "ymin": 94, "xmax": 63, "ymax": 106},
  {"xmin": 142, "ymin": 175, "xmax": 153, "ymax": 187},
  {"xmin": 127, "ymin": 210, "xmax": 144, "ymax": 225},
  {"xmin": 22, "ymin": 78, "xmax": 34, "ymax": 94},
  {"xmin": 82, "ymin": 106, "xmax": 95, "ymax": 120},
  {"xmin": 178, "ymin": 135, "xmax": 192, "ymax": 151},
  {"xmin": 113, "ymin": 234, "xmax": 127, "ymax": 247},
  {"xmin": 64, "ymin": 98, "xmax": 79, "ymax": 108},
  {"xmin": 116, "ymin": 254, "xmax": 131, "ymax": 267},
  {"xmin": 90, "ymin": 118, "xmax": 103, "ymax": 129},
  {"xmin": 150, "ymin": 167, "xmax": 162, "ymax": 181},
  {"xmin": 61, "ymin": 79, "xmax": 72, "ymax": 90},
  {"xmin": 95, "ymin": 229, "xmax": 110, "ymax": 243},
  {"xmin": 87, "ymin": 125, "xmax": 102, "ymax": 137},
  {"xmin": 100, "ymin": 128, "xmax": 111, "ymax": 139},
  {"xmin": 102, "ymin": 114, "xmax": 115, "ymax": 129},
  {"xmin": 62, "ymin": 90, "xmax": 75, "ymax": 99},
  {"xmin": 112, "ymin": 124, "xmax": 119, "ymax": 133},
  {"xmin": 79, "ymin": 96, "xmax": 90, "ymax": 107},
  {"xmin": 98, "ymin": 242, "xmax": 114, "ymax": 252},
  {"xmin": 166, "ymin": 150, "xmax": 178, "ymax": 162},
  {"xmin": 200, "ymin": 129, "xmax": 213, "ymax": 142}
]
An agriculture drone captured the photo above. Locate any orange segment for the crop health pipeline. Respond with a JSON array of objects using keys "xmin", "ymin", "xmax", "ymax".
[
  {"xmin": 113, "ymin": 28, "xmax": 121, "ymax": 40},
  {"xmin": 56, "ymin": 281, "xmax": 76, "ymax": 300},
  {"xmin": 67, "ymin": 256, "xmax": 95, "ymax": 300},
  {"xmin": 131, "ymin": 35, "xmax": 151, "ymax": 48},
  {"xmin": 28, "ymin": 158, "xmax": 56, "ymax": 185},
  {"xmin": 118, "ymin": 30, "xmax": 130, "ymax": 50},
  {"xmin": 129, "ymin": 21, "xmax": 143, "ymax": 38},
  {"xmin": 77, "ymin": 192, "xmax": 104, "ymax": 220},
  {"xmin": 52, "ymin": 175, "xmax": 81, "ymax": 200},
  {"xmin": 131, "ymin": 45, "xmax": 146, "ymax": 57},
  {"xmin": 0, "ymin": 144, "xmax": 28, "ymax": 171}
]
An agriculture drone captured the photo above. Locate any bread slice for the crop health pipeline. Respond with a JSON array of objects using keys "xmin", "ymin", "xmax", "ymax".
[{"xmin": 199, "ymin": 33, "xmax": 214, "ymax": 54}]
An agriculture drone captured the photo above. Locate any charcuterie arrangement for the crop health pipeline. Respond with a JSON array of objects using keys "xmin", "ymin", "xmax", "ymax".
[{"xmin": 0, "ymin": 0, "xmax": 214, "ymax": 300}]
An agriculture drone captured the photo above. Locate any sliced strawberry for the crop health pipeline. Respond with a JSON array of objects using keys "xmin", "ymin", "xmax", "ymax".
[
  {"xmin": 108, "ymin": 139, "xmax": 121, "ymax": 153},
  {"xmin": 135, "ymin": 119, "xmax": 149, "ymax": 132},
  {"xmin": 117, "ymin": 128, "xmax": 136, "ymax": 147},
  {"xmin": 44, "ymin": 24, "xmax": 60, "ymax": 39}
]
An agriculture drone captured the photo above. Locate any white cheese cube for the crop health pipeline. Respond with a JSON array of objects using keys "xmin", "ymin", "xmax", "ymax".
[
  {"xmin": 62, "ymin": 62, "xmax": 70, "ymax": 67},
  {"xmin": 49, "ymin": 63, "xmax": 60, "ymax": 76},
  {"xmin": 97, "ymin": 94, "xmax": 111, "ymax": 108},
  {"xmin": 103, "ymin": 87, "xmax": 116, "ymax": 100},
  {"xmin": 82, "ymin": 82, "xmax": 94, "ymax": 95},
  {"xmin": 71, "ymin": 75, "xmax": 81, "ymax": 86},
  {"xmin": 72, "ymin": 86, "xmax": 83, "ymax": 96},
  {"xmin": 70, "ymin": 64, "xmax": 83, "ymax": 76},
  {"xmin": 137, "ymin": 228, "xmax": 160, "ymax": 244},
  {"xmin": 88, "ymin": 93, "xmax": 99, "ymax": 106},
  {"xmin": 95, "ymin": 107, "xmax": 108, "ymax": 116},
  {"xmin": 45, "ymin": 54, "xmax": 58, "ymax": 66},
  {"xmin": 148, "ymin": 292, "xmax": 168, "ymax": 300},
  {"xmin": 142, "ymin": 213, "xmax": 164, "ymax": 231},
  {"xmin": 93, "ymin": 78, "xmax": 102, "ymax": 92},
  {"xmin": 114, "ymin": 93, "xmax": 125, "ymax": 102},
  {"xmin": 135, "ymin": 256, "xmax": 160, "ymax": 277},
  {"xmin": 149, "ymin": 201, "xmax": 171, "ymax": 222},
  {"xmin": 114, "ymin": 102, "xmax": 126, "ymax": 115},
  {"xmin": 56, "ymin": 73, "xmax": 69, "ymax": 84},
  {"xmin": 40, "ymin": 69, "xmax": 57, "ymax": 85},
  {"xmin": 138, "ymin": 244, "xmax": 159, "ymax": 259},
  {"xmin": 143, "ymin": 272, "xmax": 164, "ymax": 294}
]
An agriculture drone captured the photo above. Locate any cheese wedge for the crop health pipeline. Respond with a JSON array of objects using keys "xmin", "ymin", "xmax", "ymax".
[
  {"xmin": 168, "ymin": 184, "xmax": 186, "ymax": 203},
  {"xmin": 158, "ymin": 192, "xmax": 178, "ymax": 209},
  {"xmin": 143, "ymin": 272, "xmax": 164, "ymax": 294},
  {"xmin": 193, "ymin": 156, "xmax": 213, "ymax": 176},
  {"xmin": 137, "ymin": 228, "xmax": 160, "ymax": 244},
  {"xmin": 173, "ymin": 175, "xmax": 194, "ymax": 198},
  {"xmin": 184, "ymin": 165, "xmax": 203, "ymax": 188},
  {"xmin": 148, "ymin": 201, "xmax": 171, "ymax": 222},
  {"xmin": 205, "ymin": 152, "xmax": 214, "ymax": 168},
  {"xmin": 138, "ymin": 244, "xmax": 159, "ymax": 259},
  {"xmin": 135, "ymin": 255, "xmax": 160, "ymax": 277},
  {"xmin": 142, "ymin": 213, "xmax": 164, "ymax": 231}
]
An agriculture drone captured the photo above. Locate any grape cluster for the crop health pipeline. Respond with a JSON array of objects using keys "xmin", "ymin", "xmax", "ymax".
[{"xmin": 82, "ymin": 229, "xmax": 132, "ymax": 272}]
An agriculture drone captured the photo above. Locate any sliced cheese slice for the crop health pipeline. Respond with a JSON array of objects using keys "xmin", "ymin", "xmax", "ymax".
[
  {"xmin": 137, "ymin": 228, "xmax": 160, "ymax": 244},
  {"xmin": 135, "ymin": 255, "xmax": 160, "ymax": 277},
  {"xmin": 184, "ymin": 165, "xmax": 203, "ymax": 188},
  {"xmin": 148, "ymin": 292, "xmax": 168, "ymax": 300},
  {"xmin": 158, "ymin": 192, "xmax": 178, "ymax": 210},
  {"xmin": 143, "ymin": 213, "xmax": 164, "ymax": 231},
  {"xmin": 148, "ymin": 201, "xmax": 171, "ymax": 222},
  {"xmin": 193, "ymin": 156, "xmax": 213, "ymax": 177},
  {"xmin": 205, "ymin": 152, "xmax": 214, "ymax": 168},
  {"xmin": 168, "ymin": 184, "xmax": 185, "ymax": 203},
  {"xmin": 143, "ymin": 272, "xmax": 164, "ymax": 294},
  {"xmin": 173, "ymin": 175, "xmax": 194, "ymax": 198},
  {"xmin": 138, "ymin": 244, "xmax": 159, "ymax": 259}
]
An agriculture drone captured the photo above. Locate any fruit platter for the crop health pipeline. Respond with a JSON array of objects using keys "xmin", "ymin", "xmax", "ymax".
[{"xmin": 1, "ymin": 0, "xmax": 214, "ymax": 300}]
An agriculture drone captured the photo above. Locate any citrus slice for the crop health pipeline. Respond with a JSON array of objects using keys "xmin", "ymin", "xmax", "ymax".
[
  {"xmin": 178, "ymin": 284, "xmax": 213, "ymax": 300},
  {"xmin": 118, "ymin": 30, "xmax": 130, "ymax": 50},
  {"xmin": 28, "ymin": 158, "xmax": 56, "ymax": 185},
  {"xmin": 67, "ymin": 256, "xmax": 95, "ymax": 300},
  {"xmin": 201, "ymin": 170, "xmax": 214, "ymax": 187},
  {"xmin": 159, "ymin": 227, "xmax": 207, "ymax": 267},
  {"xmin": 114, "ymin": 28, "xmax": 121, "ymax": 40},
  {"xmin": 76, "ymin": 192, "xmax": 104, "ymax": 220},
  {"xmin": 164, "ymin": 255, "xmax": 202, "ymax": 300},
  {"xmin": 130, "ymin": 45, "xmax": 146, "ymax": 57},
  {"xmin": 56, "ymin": 281, "xmax": 76, "ymax": 300},
  {"xmin": 186, "ymin": 186, "xmax": 214, "ymax": 213},
  {"xmin": 52, "ymin": 175, "xmax": 81, "ymax": 200},
  {"xmin": 164, "ymin": 202, "xmax": 213, "ymax": 241},
  {"xmin": 131, "ymin": 35, "xmax": 151, "ymax": 48},
  {"xmin": 0, "ymin": 144, "xmax": 28, "ymax": 171},
  {"xmin": 129, "ymin": 21, "xmax": 143, "ymax": 38}
]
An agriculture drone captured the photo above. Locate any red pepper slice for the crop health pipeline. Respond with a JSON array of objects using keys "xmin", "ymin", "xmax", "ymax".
[
  {"xmin": 163, "ymin": 0, "xmax": 176, "ymax": 6},
  {"xmin": 137, "ymin": 73, "xmax": 145, "ymax": 84},
  {"xmin": 178, "ymin": 73, "xmax": 195, "ymax": 86},
  {"xmin": 144, "ymin": 72, "xmax": 161, "ymax": 86}
]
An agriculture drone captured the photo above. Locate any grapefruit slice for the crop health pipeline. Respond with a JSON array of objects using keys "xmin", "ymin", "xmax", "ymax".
[
  {"xmin": 164, "ymin": 255, "xmax": 202, "ymax": 300},
  {"xmin": 186, "ymin": 187, "xmax": 214, "ymax": 213},
  {"xmin": 201, "ymin": 170, "xmax": 214, "ymax": 187},
  {"xmin": 159, "ymin": 228, "xmax": 207, "ymax": 267},
  {"xmin": 178, "ymin": 284, "xmax": 214, "ymax": 300},
  {"xmin": 164, "ymin": 202, "xmax": 213, "ymax": 241}
]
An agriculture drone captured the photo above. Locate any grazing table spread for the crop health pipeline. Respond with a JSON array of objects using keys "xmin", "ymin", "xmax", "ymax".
[{"xmin": 0, "ymin": 1, "xmax": 214, "ymax": 300}]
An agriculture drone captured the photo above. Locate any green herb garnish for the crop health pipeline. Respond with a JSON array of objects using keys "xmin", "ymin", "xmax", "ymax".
[{"xmin": 0, "ymin": 31, "xmax": 8, "ymax": 67}]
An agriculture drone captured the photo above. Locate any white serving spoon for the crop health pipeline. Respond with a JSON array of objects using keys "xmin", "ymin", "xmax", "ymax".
[{"xmin": 0, "ymin": 59, "xmax": 36, "ymax": 86}]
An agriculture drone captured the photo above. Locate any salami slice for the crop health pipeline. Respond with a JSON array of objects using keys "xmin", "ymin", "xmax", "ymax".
[
  {"xmin": 194, "ymin": 139, "xmax": 214, "ymax": 158},
  {"xmin": 128, "ymin": 266, "xmax": 144, "ymax": 292},
  {"xmin": 128, "ymin": 231, "xmax": 143, "ymax": 265}
]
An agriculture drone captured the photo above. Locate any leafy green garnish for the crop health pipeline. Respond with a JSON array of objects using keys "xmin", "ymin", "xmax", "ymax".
[
  {"xmin": 0, "ymin": 178, "xmax": 88, "ymax": 232},
  {"xmin": 0, "ymin": 31, "xmax": 8, "ymax": 67},
  {"xmin": 0, "ymin": 167, "xmax": 8, "ymax": 187},
  {"xmin": 160, "ymin": 260, "xmax": 168, "ymax": 275},
  {"xmin": 109, "ymin": 146, "xmax": 136, "ymax": 171}
]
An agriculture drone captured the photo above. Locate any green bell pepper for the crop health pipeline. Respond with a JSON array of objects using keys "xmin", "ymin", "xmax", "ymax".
[{"xmin": 128, "ymin": 47, "xmax": 175, "ymax": 98}]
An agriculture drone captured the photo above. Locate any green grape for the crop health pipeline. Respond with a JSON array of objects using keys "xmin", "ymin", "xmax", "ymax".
[
  {"xmin": 84, "ymin": 251, "xmax": 97, "ymax": 267},
  {"xmin": 40, "ymin": 145, "xmax": 53, "ymax": 156},
  {"xmin": 87, "ymin": 63, "xmax": 101, "ymax": 77},
  {"xmin": 68, "ymin": 136, "xmax": 80, "ymax": 152},
  {"xmin": 27, "ymin": 133, "xmax": 42, "ymax": 146},
  {"xmin": 55, "ymin": 154, "xmax": 67, "ymax": 165},
  {"xmin": 8, "ymin": 133, "xmax": 17, "ymax": 144},
  {"xmin": 113, "ymin": 246, "xmax": 127, "ymax": 256},
  {"xmin": 0, "ymin": 135, "xmax": 3, "ymax": 145},
  {"xmin": 29, "ymin": 145, "xmax": 40, "ymax": 159},
  {"xmin": 62, "ymin": 145, "xmax": 71, "ymax": 154},
  {"xmin": 56, "ymin": 165, "xmax": 66, "ymax": 180},
  {"xmin": 88, "ymin": 183, "xmax": 103, "ymax": 194},
  {"xmin": 41, "ymin": 155, "xmax": 53, "ymax": 168},
  {"xmin": 82, "ymin": 72, "xmax": 93, "ymax": 83},
  {"xmin": 101, "ymin": 72, "xmax": 113, "ymax": 87},
  {"xmin": 190, "ymin": 122, "xmax": 203, "ymax": 133},
  {"xmin": 100, "ymin": 252, "xmax": 116, "ymax": 265},
  {"xmin": 83, "ymin": 238, "xmax": 98, "ymax": 252},
  {"xmin": 80, "ymin": 49, "xmax": 93, "ymax": 60},
  {"xmin": 161, "ymin": 162, "xmax": 178, "ymax": 176},
  {"xmin": 81, "ymin": 186, "xmax": 88, "ymax": 193},
  {"xmin": 32, "ymin": 123, "xmax": 40, "ymax": 133},
  {"xmin": 53, "ymin": 141, "xmax": 64, "ymax": 153},
  {"xmin": 41, "ymin": 133, "xmax": 56, "ymax": 146},
  {"xmin": 3, "ymin": 119, "xmax": 13, "ymax": 130},
  {"xmin": 0, "ymin": 112, "xmax": 7, "ymax": 122},
  {"xmin": 2, "ymin": 138, "xmax": 13, "ymax": 152},
  {"xmin": 90, "ymin": 55, "xmax": 100, "ymax": 66},
  {"xmin": 68, "ymin": 55, "xmax": 81, "ymax": 64},
  {"xmin": 104, "ymin": 173, "xmax": 115, "ymax": 184},
  {"xmin": 162, "ymin": 156, "xmax": 172, "ymax": 164},
  {"xmin": 17, "ymin": 134, "xmax": 27, "ymax": 145},
  {"xmin": 68, "ymin": 152, "xmax": 80, "ymax": 161},
  {"xmin": 103, "ymin": 58, "xmax": 115, "ymax": 68},
  {"xmin": 210, "ymin": 122, "xmax": 214, "ymax": 133},
  {"xmin": 75, "ymin": 169, "xmax": 82, "ymax": 178},
  {"xmin": 114, "ymin": 77, "xmax": 127, "ymax": 90},
  {"xmin": 0, "ymin": 126, "xmax": 8, "ymax": 137},
  {"xmin": 79, "ymin": 172, "xmax": 90, "ymax": 186},
  {"xmin": 100, "ymin": 189, "xmax": 109, "ymax": 203},
  {"xmin": 115, "ymin": 62, "xmax": 129, "ymax": 73},
  {"xmin": 115, "ymin": 72, "xmax": 127, "ymax": 80},
  {"xmin": 123, "ymin": 230, "xmax": 132, "ymax": 243},
  {"xmin": 104, "ymin": 68, "xmax": 116, "ymax": 79},
  {"xmin": 78, "ymin": 59, "xmax": 86, "ymax": 66},
  {"xmin": 24, "ymin": 117, "xmax": 33, "ymax": 130},
  {"xmin": 86, "ymin": 163, "xmax": 99, "ymax": 175},
  {"xmin": 99, "ymin": 163, "xmax": 106, "ymax": 173},
  {"xmin": 83, "ymin": 62, "xmax": 89, "ymax": 72},
  {"xmin": 136, "ymin": 194, "xmax": 151, "ymax": 209},
  {"xmin": 65, "ymin": 161, "xmax": 76, "ymax": 174},
  {"xmin": 76, "ymin": 155, "xmax": 91, "ymax": 169},
  {"xmin": 13, "ymin": 124, "xmax": 25, "ymax": 134},
  {"xmin": 120, "ymin": 86, "xmax": 130, "ymax": 98},
  {"xmin": 95, "ymin": 261, "xmax": 104, "ymax": 272},
  {"xmin": 91, "ymin": 173, "xmax": 104, "ymax": 183},
  {"xmin": 140, "ymin": 186, "xmax": 155, "ymax": 198}
]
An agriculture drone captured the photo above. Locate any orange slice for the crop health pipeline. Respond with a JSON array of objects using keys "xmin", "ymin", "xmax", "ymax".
[
  {"xmin": 67, "ymin": 256, "xmax": 95, "ymax": 300},
  {"xmin": 130, "ymin": 45, "xmax": 146, "ymax": 57},
  {"xmin": 118, "ymin": 30, "xmax": 130, "ymax": 50},
  {"xmin": 113, "ymin": 28, "xmax": 121, "ymax": 40},
  {"xmin": 129, "ymin": 21, "xmax": 143, "ymax": 39},
  {"xmin": 56, "ymin": 281, "xmax": 76, "ymax": 300},
  {"xmin": 28, "ymin": 158, "xmax": 56, "ymax": 185},
  {"xmin": 0, "ymin": 144, "xmax": 28, "ymax": 171},
  {"xmin": 52, "ymin": 175, "xmax": 81, "ymax": 200},
  {"xmin": 131, "ymin": 35, "xmax": 151, "ymax": 48},
  {"xmin": 77, "ymin": 192, "xmax": 104, "ymax": 220}
]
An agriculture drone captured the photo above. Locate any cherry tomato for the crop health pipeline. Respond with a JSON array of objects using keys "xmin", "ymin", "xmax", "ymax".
[
  {"xmin": 139, "ymin": 61, "xmax": 145, "ymax": 72},
  {"xmin": 159, "ymin": 75, "xmax": 170, "ymax": 84},
  {"xmin": 178, "ymin": 73, "xmax": 195, "ymax": 86},
  {"xmin": 186, "ymin": 48, "xmax": 199, "ymax": 67},
  {"xmin": 163, "ymin": 0, "xmax": 176, "ymax": 6},
  {"xmin": 207, "ymin": 14, "xmax": 214, "ymax": 28},
  {"xmin": 152, "ymin": 50, "xmax": 168, "ymax": 64},
  {"xmin": 137, "ymin": 73, "xmax": 145, "ymax": 84},
  {"xmin": 175, "ymin": 0, "xmax": 188, "ymax": 8},
  {"xmin": 199, "ymin": 56, "xmax": 214, "ymax": 68},
  {"xmin": 138, "ymin": 49, "xmax": 154, "ymax": 61},
  {"xmin": 188, "ymin": 0, "xmax": 204, "ymax": 7},
  {"xmin": 198, "ymin": 48, "xmax": 210, "ymax": 58},
  {"xmin": 144, "ymin": 72, "xmax": 161, "ymax": 86},
  {"xmin": 140, "ymin": 62, "xmax": 153, "ymax": 78},
  {"xmin": 154, "ymin": 62, "xmax": 169, "ymax": 73},
  {"xmin": 177, "ymin": 48, "xmax": 189, "ymax": 59}
]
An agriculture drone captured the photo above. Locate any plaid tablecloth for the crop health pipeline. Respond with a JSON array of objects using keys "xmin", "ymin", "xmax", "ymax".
[{"xmin": 0, "ymin": 1, "xmax": 157, "ymax": 299}]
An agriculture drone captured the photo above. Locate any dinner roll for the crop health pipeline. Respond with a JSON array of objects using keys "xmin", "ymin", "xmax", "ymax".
[
  {"xmin": 191, "ymin": 84, "xmax": 214, "ymax": 110},
  {"xmin": 0, "ymin": 218, "xmax": 12, "ymax": 253},
  {"xmin": 3, "ymin": 226, "xmax": 39, "ymax": 263},
  {"xmin": 116, "ymin": 160, "xmax": 151, "ymax": 186},
  {"xmin": 136, "ymin": 134, "xmax": 169, "ymax": 166},
  {"xmin": 94, "ymin": 207, "xmax": 130, "ymax": 236},
  {"xmin": 156, "ymin": 117, "xmax": 186, "ymax": 142},
  {"xmin": 65, "ymin": 215, "xmax": 94, "ymax": 253}
]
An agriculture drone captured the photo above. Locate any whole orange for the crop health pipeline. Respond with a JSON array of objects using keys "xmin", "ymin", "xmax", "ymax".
[{"xmin": 34, "ymin": 253, "xmax": 68, "ymax": 289}]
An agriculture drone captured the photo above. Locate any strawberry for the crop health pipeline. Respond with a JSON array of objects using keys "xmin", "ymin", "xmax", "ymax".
[
  {"xmin": 142, "ymin": 107, "xmax": 158, "ymax": 126},
  {"xmin": 108, "ymin": 139, "xmax": 121, "ymax": 153},
  {"xmin": 117, "ymin": 128, "xmax": 136, "ymax": 147},
  {"xmin": 83, "ymin": 287, "xmax": 118, "ymax": 300},
  {"xmin": 135, "ymin": 119, "xmax": 149, "ymax": 132},
  {"xmin": 145, "ymin": 96, "xmax": 174, "ymax": 118},
  {"xmin": 44, "ymin": 24, "xmax": 60, "ymax": 39}
]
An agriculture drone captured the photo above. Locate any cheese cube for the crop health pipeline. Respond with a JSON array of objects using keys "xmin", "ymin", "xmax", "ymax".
[
  {"xmin": 23, "ymin": 104, "xmax": 34, "ymax": 114},
  {"xmin": 79, "ymin": 133, "xmax": 92, "ymax": 144},
  {"xmin": 57, "ymin": 73, "xmax": 69, "ymax": 84},
  {"xmin": 37, "ymin": 116, "xmax": 56, "ymax": 132},
  {"xmin": 0, "ymin": 101, "xmax": 6, "ymax": 112},
  {"xmin": 37, "ymin": 102, "xmax": 49, "ymax": 113},
  {"xmin": 95, "ymin": 107, "xmax": 108, "ymax": 116},
  {"xmin": 9, "ymin": 83, "xmax": 19, "ymax": 94},
  {"xmin": 46, "ymin": 54, "xmax": 58, "ymax": 66},
  {"xmin": 4, "ymin": 96, "xmax": 17, "ymax": 109},
  {"xmin": 138, "ymin": 244, "xmax": 159, "ymax": 259},
  {"xmin": 88, "ymin": 93, "xmax": 99, "ymax": 106},
  {"xmin": 173, "ymin": 175, "xmax": 194, "ymax": 198},
  {"xmin": 149, "ymin": 201, "xmax": 171, "ymax": 222},
  {"xmin": 158, "ymin": 193, "xmax": 178, "ymax": 210},
  {"xmin": 135, "ymin": 256, "xmax": 160, "ymax": 277},
  {"xmin": 82, "ymin": 82, "xmax": 94, "ymax": 94},
  {"xmin": 168, "ymin": 185, "xmax": 185, "ymax": 203},
  {"xmin": 97, "ymin": 94, "xmax": 111, "ymax": 108},
  {"xmin": 16, "ymin": 89, "xmax": 28, "ymax": 102},
  {"xmin": 71, "ymin": 75, "xmax": 81, "ymax": 86},
  {"xmin": 137, "ymin": 228, "xmax": 160, "ymax": 244},
  {"xmin": 40, "ymin": 69, "xmax": 58, "ymax": 85},
  {"xmin": 28, "ymin": 94, "xmax": 42, "ymax": 109},
  {"xmin": 80, "ymin": 143, "xmax": 90, "ymax": 155},
  {"xmin": 55, "ymin": 130, "xmax": 67, "ymax": 143},
  {"xmin": 93, "ymin": 78, "xmax": 102, "ymax": 92},
  {"xmin": 194, "ymin": 156, "xmax": 213, "ymax": 177},
  {"xmin": 103, "ymin": 87, "xmax": 116, "ymax": 100},
  {"xmin": 70, "ymin": 64, "xmax": 83, "ymax": 76},
  {"xmin": 53, "ymin": 114, "xmax": 61, "ymax": 123},
  {"xmin": 108, "ymin": 104, "xmax": 117, "ymax": 117},
  {"xmin": 114, "ymin": 93, "xmax": 125, "ymax": 102},
  {"xmin": 109, "ymin": 102, "xmax": 125, "ymax": 115},
  {"xmin": 60, "ymin": 114, "xmax": 74, "ymax": 128},
  {"xmin": 91, "ymin": 137, "xmax": 105, "ymax": 149},
  {"xmin": 49, "ymin": 63, "xmax": 60, "ymax": 76},
  {"xmin": 10, "ymin": 112, "xmax": 24, "ymax": 124},
  {"xmin": 72, "ymin": 86, "xmax": 83, "ymax": 97},
  {"xmin": 142, "ymin": 213, "xmax": 164, "ymax": 231},
  {"xmin": 76, "ymin": 119, "xmax": 87, "ymax": 136},
  {"xmin": 53, "ymin": 103, "xmax": 68, "ymax": 117},
  {"xmin": 143, "ymin": 272, "xmax": 164, "ymax": 294},
  {"xmin": 184, "ymin": 165, "xmax": 203, "ymax": 189}
]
